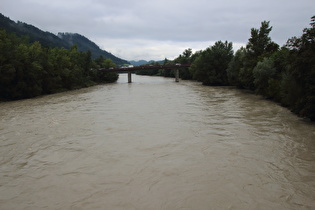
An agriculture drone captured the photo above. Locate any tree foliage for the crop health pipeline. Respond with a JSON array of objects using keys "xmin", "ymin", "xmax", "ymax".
[
  {"xmin": 284, "ymin": 16, "xmax": 315, "ymax": 120},
  {"xmin": 229, "ymin": 17, "xmax": 314, "ymax": 120},
  {"xmin": 253, "ymin": 57, "xmax": 276, "ymax": 96},
  {"xmin": 227, "ymin": 47, "xmax": 246, "ymax": 86},
  {"xmin": 0, "ymin": 29, "xmax": 118, "ymax": 100},
  {"xmin": 226, "ymin": 21, "xmax": 279, "ymax": 90},
  {"xmin": 190, "ymin": 41, "xmax": 233, "ymax": 85},
  {"xmin": 183, "ymin": 17, "xmax": 315, "ymax": 120},
  {"xmin": 174, "ymin": 48, "xmax": 193, "ymax": 79}
]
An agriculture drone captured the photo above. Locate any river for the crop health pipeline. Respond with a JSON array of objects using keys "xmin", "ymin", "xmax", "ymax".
[{"xmin": 0, "ymin": 74, "xmax": 315, "ymax": 209}]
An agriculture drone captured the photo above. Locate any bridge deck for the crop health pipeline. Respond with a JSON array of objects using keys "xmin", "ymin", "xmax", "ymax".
[{"xmin": 99, "ymin": 64, "xmax": 191, "ymax": 72}]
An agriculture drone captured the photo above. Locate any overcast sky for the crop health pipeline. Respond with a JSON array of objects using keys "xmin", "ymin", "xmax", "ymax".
[{"xmin": 1, "ymin": 0, "xmax": 314, "ymax": 61}]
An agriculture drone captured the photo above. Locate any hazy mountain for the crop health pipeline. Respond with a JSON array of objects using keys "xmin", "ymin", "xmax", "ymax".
[
  {"xmin": 129, "ymin": 60, "xmax": 149, "ymax": 66},
  {"xmin": 0, "ymin": 13, "xmax": 128, "ymax": 65},
  {"xmin": 129, "ymin": 60, "xmax": 164, "ymax": 66}
]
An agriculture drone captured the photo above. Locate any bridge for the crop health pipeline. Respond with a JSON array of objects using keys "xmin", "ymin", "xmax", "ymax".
[{"xmin": 99, "ymin": 64, "xmax": 191, "ymax": 83}]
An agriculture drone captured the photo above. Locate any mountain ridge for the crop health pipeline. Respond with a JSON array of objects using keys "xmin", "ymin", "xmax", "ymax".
[
  {"xmin": 129, "ymin": 60, "xmax": 164, "ymax": 66},
  {"xmin": 0, "ymin": 13, "xmax": 128, "ymax": 65},
  {"xmin": 58, "ymin": 32, "xmax": 129, "ymax": 64}
]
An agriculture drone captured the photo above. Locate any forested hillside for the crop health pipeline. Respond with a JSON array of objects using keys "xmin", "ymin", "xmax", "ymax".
[
  {"xmin": 0, "ymin": 13, "xmax": 69, "ymax": 48},
  {"xmin": 58, "ymin": 33, "xmax": 128, "ymax": 65},
  {"xmin": 0, "ymin": 13, "xmax": 128, "ymax": 65}
]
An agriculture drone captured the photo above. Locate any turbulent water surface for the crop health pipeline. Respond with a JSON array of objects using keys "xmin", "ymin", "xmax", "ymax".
[{"xmin": 0, "ymin": 74, "xmax": 315, "ymax": 209}]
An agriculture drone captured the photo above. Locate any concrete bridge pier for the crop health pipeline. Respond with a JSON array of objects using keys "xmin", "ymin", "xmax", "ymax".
[
  {"xmin": 128, "ymin": 71, "xmax": 132, "ymax": 83},
  {"xmin": 175, "ymin": 69, "xmax": 179, "ymax": 82}
]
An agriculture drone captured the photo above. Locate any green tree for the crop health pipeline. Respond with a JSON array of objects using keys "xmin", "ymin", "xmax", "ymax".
[
  {"xmin": 22, "ymin": 41, "xmax": 44, "ymax": 97},
  {"xmin": 269, "ymin": 47, "xmax": 291, "ymax": 102},
  {"xmin": 285, "ymin": 16, "xmax": 315, "ymax": 120},
  {"xmin": 93, "ymin": 56, "xmax": 118, "ymax": 83},
  {"xmin": 253, "ymin": 57, "xmax": 276, "ymax": 97},
  {"xmin": 190, "ymin": 49, "xmax": 209, "ymax": 83},
  {"xmin": 227, "ymin": 47, "xmax": 246, "ymax": 86},
  {"xmin": 191, "ymin": 41, "xmax": 233, "ymax": 85},
  {"xmin": 41, "ymin": 48, "xmax": 63, "ymax": 93},
  {"xmin": 0, "ymin": 30, "xmax": 18, "ymax": 99},
  {"xmin": 174, "ymin": 48, "xmax": 193, "ymax": 79},
  {"xmin": 0, "ymin": 29, "xmax": 118, "ymax": 100},
  {"xmin": 247, "ymin": 21, "xmax": 273, "ymax": 57},
  {"xmin": 239, "ymin": 21, "xmax": 279, "ymax": 90},
  {"xmin": 157, "ymin": 58, "xmax": 173, "ymax": 77}
]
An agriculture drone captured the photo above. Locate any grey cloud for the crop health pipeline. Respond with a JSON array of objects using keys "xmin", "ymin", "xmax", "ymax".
[{"xmin": 1, "ymin": 0, "xmax": 314, "ymax": 60}]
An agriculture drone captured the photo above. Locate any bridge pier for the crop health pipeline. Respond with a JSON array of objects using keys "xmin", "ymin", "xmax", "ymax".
[
  {"xmin": 99, "ymin": 64, "xmax": 191, "ymax": 83},
  {"xmin": 128, "ymin": 71, "xmax": 132, "ymax": 83},
  {"xmin": 175, "ymin": 69, "xmax": 179, "ymax": 82}
]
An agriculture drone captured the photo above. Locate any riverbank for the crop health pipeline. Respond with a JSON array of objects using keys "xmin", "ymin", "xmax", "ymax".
[{"xmin": 135, "ymin": 70, "xmax": 314, "ymax": 122}]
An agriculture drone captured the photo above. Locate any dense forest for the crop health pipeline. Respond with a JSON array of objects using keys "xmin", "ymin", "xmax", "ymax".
[
  {"xmin": 137, "ymin": 16, "xmax": 315, "ymax": 121},
  {"xmin": 0, "ymin": 29, "xmax": 118, "ymax": 100}
]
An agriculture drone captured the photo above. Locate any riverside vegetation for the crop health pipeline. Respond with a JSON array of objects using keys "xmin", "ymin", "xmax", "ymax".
[
  {"xmin": 0, "ymin": 13, "xmax": 120, "ymax": 100},
  {"xmin": 137, "ymin": 17, "xmax": 315, "ymax": 121},
  {"xmin": 0, "ymin": 14, "xmax": 314, "ymax": 120},
  {"xmin": 0, "ymin": 30, "xmax": 118, "ymax": 100}
]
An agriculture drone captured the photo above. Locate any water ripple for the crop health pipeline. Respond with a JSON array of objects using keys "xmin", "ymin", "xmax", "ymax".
[{"xmin": 0, "ymin": 75, "xmax": 314, "ymax": 209}]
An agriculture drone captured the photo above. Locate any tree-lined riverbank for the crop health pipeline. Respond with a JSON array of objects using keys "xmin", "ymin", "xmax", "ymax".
[
  {"xmin": 137, "ymin": 17, "xmax": 315, "ymax": 121},
  {"xmin": 0, "ymin": 29, "xmax": 118, "ymax": 100}
]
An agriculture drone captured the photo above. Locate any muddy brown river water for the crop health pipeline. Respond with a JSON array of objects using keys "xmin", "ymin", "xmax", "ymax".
[{"xmin": 0, "ymin": 74, "xmax": 315, "ymax": 209}]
